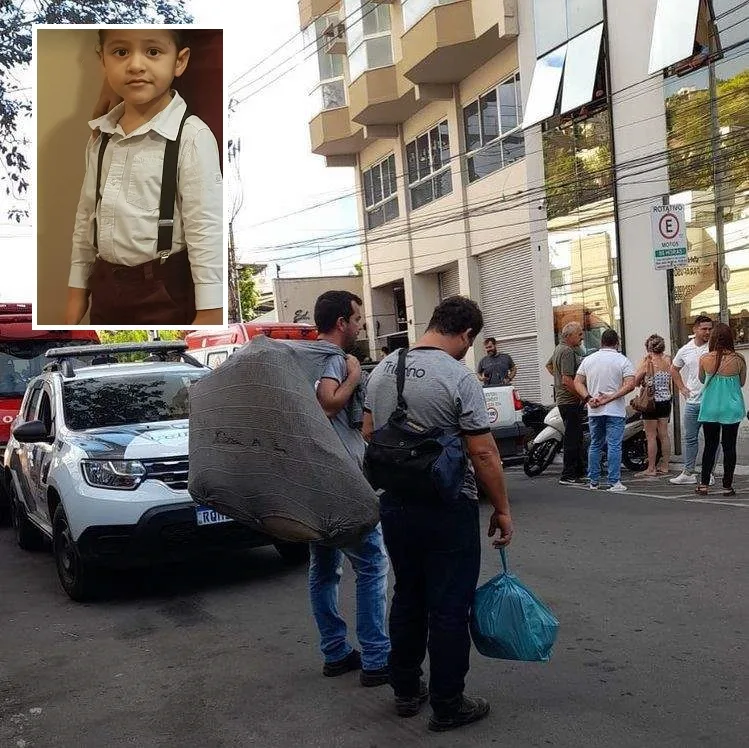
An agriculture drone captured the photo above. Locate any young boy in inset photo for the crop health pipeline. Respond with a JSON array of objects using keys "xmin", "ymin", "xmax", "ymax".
[{"xmin": 65, "ymin": 27, "xmax": 223, "ymax": 326}]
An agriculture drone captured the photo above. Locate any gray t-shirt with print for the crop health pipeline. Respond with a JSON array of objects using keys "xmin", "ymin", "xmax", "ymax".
[
  {"xmin": 364, "ymin": 347, "xmax": 491, "ymax": 500},
  {"xmin": 320, "ymin": 355, "xmax": 367, "ymax": 470}
]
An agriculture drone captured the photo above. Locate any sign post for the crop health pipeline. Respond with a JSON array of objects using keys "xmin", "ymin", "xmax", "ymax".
[{"xmin": 651, "ymin": 204, "xmax": 688, "ymax": 270}]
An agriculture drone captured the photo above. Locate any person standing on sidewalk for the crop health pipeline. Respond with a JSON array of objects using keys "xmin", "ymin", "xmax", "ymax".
[
  {"xmin": 546, "ymin": 322, "xmax": 587, "ymax": 486},
  {"xmin": 363, "ymin": 296, "xmax": 513, "ymax": 732},
  {"xmin": 670, "ymin": 315, "xmax": 714, "ymax": 485},
  {"xmin": 696, "ymin": 323, "xmax": 746, "ymax": 497},
  {"xmin": 310, "ymin": 290, "xmax": 391, "ymax": 687},
  {"xmin": 635, "ymin": 334, "xmax": 673, "ymax": 477},
  {"xmin": 574, "ymin": 329, "xmax": 636, "ymax": 492}
]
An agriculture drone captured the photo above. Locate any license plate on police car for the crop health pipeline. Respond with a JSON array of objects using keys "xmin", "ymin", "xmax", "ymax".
[{"xmin": 195, "ymin": 505, "xmax": 233, "ymax": 526}]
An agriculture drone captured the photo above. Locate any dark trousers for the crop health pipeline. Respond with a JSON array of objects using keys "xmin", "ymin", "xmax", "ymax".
[
  {"xmin": 89, "ymin": 250, "xmax": 196, "ymax": 325},
  {"xmin": 701, "ymin": 422, "xmax": 740, "ymax": 487},
  {"xmin": 559, "ymin": 403, "xmax": 586, "ymax": 480},
  {"xmin": 379, "ymin": 492, "xmax": 480, "ymax": 717}
]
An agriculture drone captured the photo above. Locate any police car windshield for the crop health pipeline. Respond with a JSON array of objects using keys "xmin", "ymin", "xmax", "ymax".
[
  {"xmin": 0, "ymin": 341, "xmax": 90, "ymax": 398},
  {"xmin": 63, "ymin": 370, "xmax": 206, "ymax": 430}
]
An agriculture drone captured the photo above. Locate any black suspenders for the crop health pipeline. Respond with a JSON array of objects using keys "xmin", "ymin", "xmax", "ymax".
[{"xmin": 93, "ymin": 107, "xmax": 192, "ymax": 263}]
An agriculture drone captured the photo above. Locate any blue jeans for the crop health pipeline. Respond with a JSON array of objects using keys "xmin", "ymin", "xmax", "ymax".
[
  {"xmin": 588, "ymin": 415, "xmax": 626, "ymax": 484},
  {"xmin": 379, "ymin": 492, "xmax": 481, "ymax": 716},
  {"xmin": 682, "ymin": 401, "xmax": 702, "ymax": 473},
  {"xmin": 308, "ymin": 524, "xmax": 390, "ymax": 670}
]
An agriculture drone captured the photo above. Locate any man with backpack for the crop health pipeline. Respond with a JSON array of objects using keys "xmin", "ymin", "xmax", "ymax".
[{"xmin": 363, "ymin": 296, "xmax": 513, "ymax": 732}]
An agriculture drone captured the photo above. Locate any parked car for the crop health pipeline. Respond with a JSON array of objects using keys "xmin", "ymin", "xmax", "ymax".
[{"xmin": 3, "ymin": 341, "xmax": 308, "ymax": 602}]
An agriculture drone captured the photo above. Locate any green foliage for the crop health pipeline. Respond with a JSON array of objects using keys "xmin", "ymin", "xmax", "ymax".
[
  {"xmin": 353, "ymin": 261, "xmax": 363, "ymax": 276},
  {"xmin": 1, "ymin": 0, "xmax": 192, "ymax": 221},
  {"xmin": 238, "ymin": 266, "xmax": 260, "ymax": 320},
  {"xmin": 97, "ymin": 329, "xmax": 185, "ymax": 361}
]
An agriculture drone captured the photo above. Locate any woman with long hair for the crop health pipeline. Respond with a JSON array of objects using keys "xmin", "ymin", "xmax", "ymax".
[
  {"xmin": 634, "ymin": 334, "xmax": 672, "ymax": 476},
  {"xmin": 696, "ymin": 323, "xmax": 746, "ymax": 496}
]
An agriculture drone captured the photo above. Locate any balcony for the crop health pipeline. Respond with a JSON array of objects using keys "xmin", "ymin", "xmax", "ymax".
[
  {"xmin": 400, "ymin": 0, "xmax": 518, "ymax": 84},
  {"xmin": 348, "ymin": 62, "xmax": 428, "ymax": 126},
  {"xmin": 309, "ymin": 106, "xmax": 369, "ymax": 161},
  {"xmin": 298, "ymin": 0, "xmax": 341, "ymax": 30}
]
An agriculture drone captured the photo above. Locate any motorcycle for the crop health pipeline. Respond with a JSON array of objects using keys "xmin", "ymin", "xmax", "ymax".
[
  {"xmin": 521, "ymin": 401, "xmax": 554, "ymax": 452},
  {"xmin": 523, "ymin": 404, "xmax": 652, "ymax": 477}
]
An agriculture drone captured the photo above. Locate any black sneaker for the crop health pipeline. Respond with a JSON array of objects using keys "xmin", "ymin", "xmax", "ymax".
[
  {"xmin": 360, "ymin": 664, "xmax": 389, "ymax": 687},
  {"xmin": 428, "ymin": 695, "xmax": 490, "ymax": 732},
  {"xmin": 322, "ymin": 649, "xmax": 361, "ymax": 677},
  {"xmin": 394, "ymin": 680, "xmax": 428, "ymax": 717},
  {"xmin": 559, "ymin": 477, "xmax": 586, "ymax": 486}
]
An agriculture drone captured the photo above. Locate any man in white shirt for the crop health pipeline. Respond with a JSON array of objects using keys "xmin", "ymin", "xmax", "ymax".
[
  {"xmin": 574, "ymin": 329, "xmax": 636, "ymax": 492},
  {"xmin": 669, "ymin": 315, "xmax": 714, "ymax": 484}
]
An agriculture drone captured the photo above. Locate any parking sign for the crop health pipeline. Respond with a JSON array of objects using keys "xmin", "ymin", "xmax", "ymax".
[{"xmin": 651, "ymin": 204, "xmax": 688, "ymax": 270}]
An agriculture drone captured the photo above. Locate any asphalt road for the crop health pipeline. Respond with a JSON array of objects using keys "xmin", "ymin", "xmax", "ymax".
[{"xmin": 1, "ymin": 466, "xmax": 747, "ymax": 748}]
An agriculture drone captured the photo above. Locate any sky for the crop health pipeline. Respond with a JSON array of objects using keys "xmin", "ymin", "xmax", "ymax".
[
  {"xmin": 0, "ymin": 0, "xmax": 360, "ymax": 303},
  {"xmin": 190, "ymin": 0, "xmax": 361, "ymax": 279}
]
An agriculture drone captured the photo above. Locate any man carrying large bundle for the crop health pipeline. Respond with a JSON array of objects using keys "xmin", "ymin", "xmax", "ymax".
[{"xmin": 309, "ymin": 291, "xmax": 391, "ymax": 687}]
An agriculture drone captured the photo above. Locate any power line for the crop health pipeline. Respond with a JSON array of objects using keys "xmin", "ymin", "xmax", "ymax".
[
  {"xmin": 248, "ymin": 127, "xmax": 747, "ymax": 259},
  {"xmin": 239, "ymin": 40, "xmax": 749, "ymax": 230}
]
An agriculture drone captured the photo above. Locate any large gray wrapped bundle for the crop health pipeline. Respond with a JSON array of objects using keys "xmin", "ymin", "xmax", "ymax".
[{"xmin": 188, "ymin": 335, "xmax": 379, "ymax": 547}]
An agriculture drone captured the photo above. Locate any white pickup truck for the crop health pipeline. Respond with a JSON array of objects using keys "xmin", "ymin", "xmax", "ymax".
[{"xmin": 482, "ymin": 385, "xmax": 530, "ymax": 461}]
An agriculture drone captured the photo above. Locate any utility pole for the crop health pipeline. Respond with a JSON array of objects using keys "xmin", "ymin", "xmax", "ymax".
[{"xmin": 708, "ymin": 38, "xmax": 729, "ymax": 324}]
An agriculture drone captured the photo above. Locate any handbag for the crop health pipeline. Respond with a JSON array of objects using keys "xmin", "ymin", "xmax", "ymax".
[
  {"xmin": 363, "ymin": 348, "xmax": 466, "ymax": 503},
  {"xmin": 630, "ymin": 356, "xmax": 656, "ymax": 413}
]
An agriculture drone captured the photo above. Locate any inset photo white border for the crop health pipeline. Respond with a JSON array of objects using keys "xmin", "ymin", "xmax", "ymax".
[{"xmin": 31, "ymin": 23, "xmax": 228, "ymax": 331}]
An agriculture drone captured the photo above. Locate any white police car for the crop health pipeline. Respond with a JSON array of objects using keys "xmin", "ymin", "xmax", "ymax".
[{"xmin": 3, "ymin": 342, "xmax": 307, "ymax": 601}]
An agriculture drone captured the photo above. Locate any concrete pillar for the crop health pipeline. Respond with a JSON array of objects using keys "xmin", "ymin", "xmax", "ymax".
[{"xmin": 404, "ymin": 271, "xmax": 440, "ymax": 342}]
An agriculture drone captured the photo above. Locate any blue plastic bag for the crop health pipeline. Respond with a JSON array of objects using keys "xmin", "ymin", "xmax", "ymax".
[{"xmin": 470, "ymin": 548, "xmax": 559, "ymax": 662}]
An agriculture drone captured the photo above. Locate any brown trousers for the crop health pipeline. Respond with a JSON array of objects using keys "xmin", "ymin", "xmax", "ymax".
[{"xmin": 89, "ymin": 251, "xmax": 196, "ymax": 325}]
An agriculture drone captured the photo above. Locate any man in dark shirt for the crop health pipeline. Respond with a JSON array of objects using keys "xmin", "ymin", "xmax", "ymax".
[
  {"xmin": 545, "ymin": 322, "xmax": 586, "ymax": 485},
  {"xmin": 477, "ymin": 337, "xmax": 516, "ymax": 387}
]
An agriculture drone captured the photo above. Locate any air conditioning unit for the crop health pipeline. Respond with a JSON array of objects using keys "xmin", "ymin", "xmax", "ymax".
[{"xmin": 323, "ymin": 21, "xmax": 347, "ymax": 55}]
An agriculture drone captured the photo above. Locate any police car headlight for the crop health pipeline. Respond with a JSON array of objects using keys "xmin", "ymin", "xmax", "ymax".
[{"xmin": 81, "ymin": 460, "xmax": 146, "ymax": 490}]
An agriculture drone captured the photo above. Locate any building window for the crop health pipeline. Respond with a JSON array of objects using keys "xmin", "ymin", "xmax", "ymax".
[
  {"xmin": 303, "ymin": 16, "xmax": 346, "ymax": 118},
  {"xmin": 664, "ymin": 42, "xmax": 749, "ymax": 343},
  {"xmin": 363, "ymin": 154, "xmax": 399, "ymax": 230},
  {"xmin": 345, "ymin": 0, "xmax": 394, "ymax": 82},
  {"xmin": 402, "ymin": 0, "xmax": 462, "ymax": 32},
  {"xmin": 464, "ymin": 73, "xmax": 525, "ymax": 183},
  {"xmin": 405, "ymin": 121, "xmax": 452, "ymax": 210},
  {"xmin": 533, "ymin": 0, "xmax": 603, "ymax": 56},
  {"xmin": 523, "ymin": 21, "xmax": 605, "ymax": 128},
  {"xmin": 543, "ymin": 109, "xmax": 621, "ymax": 352}
]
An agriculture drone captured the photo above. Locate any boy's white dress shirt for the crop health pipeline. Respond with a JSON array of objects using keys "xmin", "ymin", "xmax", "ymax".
[{"xmin": 68, "ymin": 91, "xmax": 223, "ymax": 311}]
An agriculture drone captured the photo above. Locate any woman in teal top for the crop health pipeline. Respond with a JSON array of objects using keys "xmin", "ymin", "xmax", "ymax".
[{"xmin": 697, "ymin": 322, "xmax": 746, "ymax": 496}]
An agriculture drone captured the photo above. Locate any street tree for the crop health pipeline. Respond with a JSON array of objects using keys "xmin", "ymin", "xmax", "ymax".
[
  {"xmin": 238, "ymin": 266, "xmax": 260, "ymax": 320},
  {"xmin": 0, "ymin": 0, "xmax": 192, "ymax": 221}
]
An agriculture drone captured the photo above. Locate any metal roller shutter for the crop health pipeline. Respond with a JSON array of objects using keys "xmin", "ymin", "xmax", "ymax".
[
  {"xmin": 478, "ymin": 245, "xmax": 542, "ymax": 402},
  {"xmin": 438, "ymin": 265, "xmax": 460, "ymax": 300}
]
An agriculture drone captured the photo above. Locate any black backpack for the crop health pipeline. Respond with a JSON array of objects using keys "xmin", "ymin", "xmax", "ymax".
[{"xmin": 363, "ymin": 348, "xmax": 466, "ymax": 503}]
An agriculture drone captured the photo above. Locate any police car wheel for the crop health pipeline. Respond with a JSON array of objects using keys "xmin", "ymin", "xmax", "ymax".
[
  {"xmin": 10, "ymin": 486, "xmax": 44, "ymax": 551},
  {"xmin": 53, "ymin": 506, "xmax": 100, "ymax": 602}
]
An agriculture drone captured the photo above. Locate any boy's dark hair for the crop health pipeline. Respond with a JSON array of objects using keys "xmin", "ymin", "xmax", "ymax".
[
  {"xmin": 601, "ymin": 329, "xmax": 620, "ymax": 348},
  {"xmin": 98, "ymin": 28, "xmax": 187, "ymax": 51},
  {"xmin": 427, "ymin": 296, "xmax": 483, "ymax": 339},
  {"xmin": 693, "ymin": 314, "xmax": 713, "ymax": 327},
  {"xmin": 484, "ymin": 337, "xmax": 496, "ymax": 345},
  {"xmin": 314, "ymin": 290, "xmax": 363, "ymax": 333}
]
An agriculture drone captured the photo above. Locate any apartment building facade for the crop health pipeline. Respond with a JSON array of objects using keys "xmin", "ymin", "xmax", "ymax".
[{"xmin": 298, "ymin": 0, "xmax": 748, "ymax": 409}]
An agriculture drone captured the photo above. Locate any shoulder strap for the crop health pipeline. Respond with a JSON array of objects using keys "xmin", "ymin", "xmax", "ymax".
[
  {"xmin": 93, "ymin": 133, "xmax": 111, "ymax": 251},
  {"xmin": 157, "ymin": 108, "xmax": 192, "ymax": 259},
  {"xmin": 395, "ymin": 347, "xmax": 408, "ymax": 413}
]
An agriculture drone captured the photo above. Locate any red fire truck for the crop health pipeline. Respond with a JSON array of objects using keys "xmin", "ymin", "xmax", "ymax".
[{"xmin": 0, "ymin": 303, "xmax": 99, "ymax": 521}]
